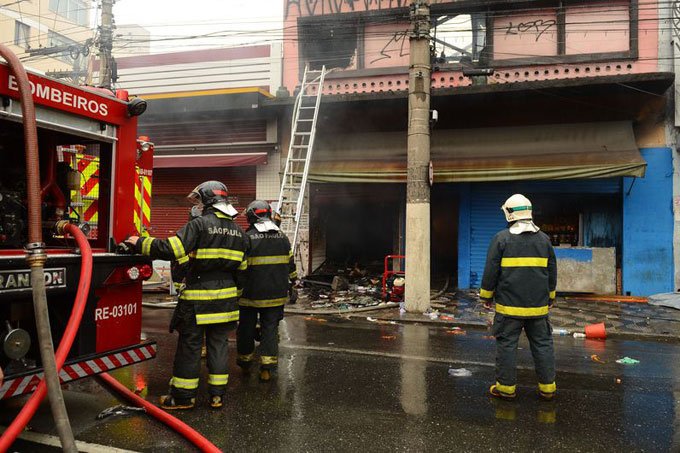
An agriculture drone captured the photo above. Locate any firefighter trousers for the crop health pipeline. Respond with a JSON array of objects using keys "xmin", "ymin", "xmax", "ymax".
[
  {"xmin": 492, "ymin": 313, "xmax": 556, "ymax": 394},
  {"xmin": 169, "ymin": 302, "xmax": 234, "ymax": 401},
  {"xmin": 236, "ymin": 305, "xmax": 284, "ymax": 369}
]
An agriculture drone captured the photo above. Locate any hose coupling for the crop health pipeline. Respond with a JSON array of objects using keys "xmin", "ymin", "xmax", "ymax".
[{"xmin": 25, "ymin": 242, "xmax": 46, "ymax": 266}]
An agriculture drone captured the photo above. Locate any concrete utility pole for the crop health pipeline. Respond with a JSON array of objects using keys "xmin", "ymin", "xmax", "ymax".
[
  {"xmin": 98, "ymin": 0, "xmax": 114, "ymax": 88},
  {"xmin": 405, "ymin": 1, "xmax": 431, "ymax": 313}
]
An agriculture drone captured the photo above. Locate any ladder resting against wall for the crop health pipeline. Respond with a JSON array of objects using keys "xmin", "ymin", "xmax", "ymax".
[{"xmin": 276, "ymin": 65, "xmax": 326, "ymax": 254}]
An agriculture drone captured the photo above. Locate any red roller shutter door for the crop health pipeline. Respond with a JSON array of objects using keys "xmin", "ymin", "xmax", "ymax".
[{"xmin": 150, "ymin": 167, "xmax": 256, "ymax": 238}]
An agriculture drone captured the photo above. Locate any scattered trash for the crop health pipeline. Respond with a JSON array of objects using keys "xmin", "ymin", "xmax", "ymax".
[
  {"xmin": 381, "ymin": 335, "xmax": 397, "ymax": 340},
  {"xmin": 648, "ymin": 292, "xmax": 680, "ymax": 310},
  {"xmin": 399, "ymin": 302, "xmax": 406, "ymax": 315},
  {"xmin": 448, "ymin": 368, "xmax": 472, "ymax": 377},
  {"xmin": 440, "ymin": 314, "xmax": 455, "ymax": 321},
  {"xmin": 552, "ymin": 328, "xmax": 570, "ymax": 336},
  {"xmin": 304, "ymin": 316, "xmax": 327, "ymax": 323},
  {"xmin": 423, "ymin": 309, "xmax": 440, "ymax": 320},
  {"xmin": 615, "ymin": 378, "xmax": 622, "ymax": 384},
  {"xmin": 616, "ymin": 357, "xmax": 640, "ymax": 365},
  {"xmin": 367, "ymin": 317, "xmax": 378, "ymax": 322},
  {"xmin": 482, "ymin": 335, "xmax": 495, "ymax": 340},
  {"xmin": 573, "ymin": 332, "xmax": 586, "ymax": 338},
  {"xmin": 446, "ymin": 328, "xmax": 466, "ymax": 335},
  {"xmin": 590, "ymin": 354, "xmax": 606, "ymax": 364},
  {"xmin": 96, "ymin": 404, "xmax": 146, "ymax": 420}
]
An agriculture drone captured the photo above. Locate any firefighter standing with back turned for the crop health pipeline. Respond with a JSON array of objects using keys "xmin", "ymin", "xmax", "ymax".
[
  {"xmin": 237, "ymin": 201, "xmax": 297, "ymax": 382},
  {"xmin": 126, "ymin": 181, "xmax": 248, "ymax": 410},
  {"xmin": 480, "ymin": 194, "xmax": 558, "ymax": 401}
]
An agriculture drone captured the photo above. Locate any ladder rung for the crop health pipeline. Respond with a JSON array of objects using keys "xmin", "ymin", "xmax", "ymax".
[
  {"xmin": 288, "ymin": 158, "xmax": 307, "ymax": 162},
  {"xmin": 295, "ymin": 132, "xmax": 311, "ymax": 136},
  {"xmin": 298, "ymin": 119, "xmax": 313, "ymax": 122},
  {"xmin": 300, "ymin": 106, "xmax": 316, "ymax": 109},
  {"xmin": 281, "ymin": 214, "xmax": 296, "ymax": 219},
  {"xmin": 288, "ymin": 172, "xmax": 304, "ymax": 176},
  {"xmin": 291, "ymin": 145, "xmax": 309, "ymax": 149}
]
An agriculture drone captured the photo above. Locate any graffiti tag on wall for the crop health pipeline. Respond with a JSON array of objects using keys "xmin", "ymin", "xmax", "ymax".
[
  {"xmin": 370, "ymin": 30, "xmax": 409, "ymax": 65},
  {"xmin": 504, "ymin": 19, "xmax": 557, "ymax": 42},
  {"xmin": 285, "ymin": 0, "xmax": 447, "ymax": 19}
]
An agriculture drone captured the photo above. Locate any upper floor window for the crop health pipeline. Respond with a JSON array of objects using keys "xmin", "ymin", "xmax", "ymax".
[
  {"xmin": 14, "ymin": 21, "xmax": 30, "ymax": 49},
  {"xmin": 49, "ymin": 0, "xmax": 89, "ymax": 27},
  {"xmin": 434, "ymin": 14, "xmax": 487, "ymax": 65},
  {"xmin": 489, "ymin": 0, "xmax": 635, "ymax": 66}
]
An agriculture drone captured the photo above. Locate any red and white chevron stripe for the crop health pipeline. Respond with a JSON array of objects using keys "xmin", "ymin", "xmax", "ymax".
[{"xmin": 0, "ymin": 343, "xmax": 156, "ymax": 400}]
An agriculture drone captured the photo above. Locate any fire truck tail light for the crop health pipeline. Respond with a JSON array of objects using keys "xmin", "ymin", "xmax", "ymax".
[
  {"xmin": 138, "ymin": 264, "xmax": 153, "ymax": 280},
  {"xmin": 126, "ymin": 267, "xmax": 140, "ymax": 280}
]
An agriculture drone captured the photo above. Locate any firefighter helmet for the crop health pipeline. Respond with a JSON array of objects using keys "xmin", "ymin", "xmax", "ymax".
[
  {"xmin": 187, "ymin": 181, "xmax": 238, "ymax": 217},
  {"xmin": 271, "ymin": 208, "xmax": 282, "ymax": 227},
  {"xmin": 246, "ymin": 200, "xmax": 279, "ymax": 232},
  {"xmin": 501, "ymin": 194, "xmax": 533, "ymax": 222}
]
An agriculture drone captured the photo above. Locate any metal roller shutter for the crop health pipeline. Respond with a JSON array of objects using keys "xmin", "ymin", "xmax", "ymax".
[
  {"xmin": 150, "ymin": 167, "xmax": 256, "ymax": 238},
  {"xmin": 467, "ymin": 178, "xmax": 621, "ymax": 288}
]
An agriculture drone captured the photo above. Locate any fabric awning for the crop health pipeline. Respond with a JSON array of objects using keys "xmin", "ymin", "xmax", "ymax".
[
  {"xmin": 153, "ymin": 152, "xmax": 268, "ymax": 168},
  {"xmin": 310, "ymin": 121, "xmax": 646, "ymax": 183}
]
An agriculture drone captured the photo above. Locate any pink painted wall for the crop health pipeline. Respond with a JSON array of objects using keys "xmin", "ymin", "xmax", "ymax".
[{"xmin": 283, "ymin": 0, "xmax": 660, "ymax": 95}]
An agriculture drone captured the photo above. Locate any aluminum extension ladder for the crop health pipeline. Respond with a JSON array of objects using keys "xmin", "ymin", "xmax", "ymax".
[{"xmin": 276, "ymin": 65, "xmax": 326, "ymax": 253}]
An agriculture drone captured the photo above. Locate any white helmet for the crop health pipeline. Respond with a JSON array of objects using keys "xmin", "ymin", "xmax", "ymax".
[{"xmin": 501, "ymin": 194, "xmax": 533, "ymax": 222}]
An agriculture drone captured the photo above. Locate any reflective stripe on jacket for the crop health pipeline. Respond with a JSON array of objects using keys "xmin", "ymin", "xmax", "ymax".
[
  {"xmin": 138, "ymin": 210, "xmax": 248, "ymax": 324},
  {"xmin": 240, "ymin": 227, "xmax": 297, "ymax": 308},
  {"xmin": 480, "ymin": 228, "xmax": 557, "ymax": 318}
]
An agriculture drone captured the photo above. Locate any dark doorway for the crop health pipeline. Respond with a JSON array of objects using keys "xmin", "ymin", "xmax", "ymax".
[{"xmin": 431, "ymin": 185, "xmax": 459, "ymax": 286}]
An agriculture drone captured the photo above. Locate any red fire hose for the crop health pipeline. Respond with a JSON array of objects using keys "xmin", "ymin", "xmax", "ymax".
[
  {"xmin": 97, "ymin": 373, "xmax": 221, "ymax": 453},
  {"xmin": 0, "ymin": 223, "xmax": 92, "ymax": 452}
]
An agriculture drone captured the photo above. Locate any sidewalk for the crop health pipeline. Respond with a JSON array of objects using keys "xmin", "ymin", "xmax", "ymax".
[
  {"xmin": 143, "ymin": 291, "xmax": 680, "ymax": 341},
  {"xmin": 286, "ymin": 291, "xmax": 680, "ymax": 342}
]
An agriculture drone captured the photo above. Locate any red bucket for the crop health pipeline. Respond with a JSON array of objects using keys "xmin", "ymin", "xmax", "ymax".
[{"xmin": 585, "ymin": 322, "xmax": 607, "ymax": 339}]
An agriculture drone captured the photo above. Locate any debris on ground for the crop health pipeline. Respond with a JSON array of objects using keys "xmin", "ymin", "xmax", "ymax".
[
  {"xmin": 616, "ymin": 357, "xmax": 640, "ymax": 365},
  {"xmin": 96, "ymin": 405, "xmax": 146, "ymax": 420},
  {"xmin": 445, "ymin": 327, "xmax": 466, "ymax": 335},
  {"xmin": 448, "ymin": 368, "xmax": 473, "ymax": 377},
  {"xmin": 590, "ymin": 354, "xmax": 606, "ymax": 364},
  {"xmin": 304, "ymin": 316, "xmax": 328, "ymax": 323},
  {"xmin": 381, "ymin": 335, "xmax": 397, "ymax": 340}
]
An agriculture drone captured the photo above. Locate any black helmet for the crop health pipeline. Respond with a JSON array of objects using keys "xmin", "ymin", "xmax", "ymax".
[
  {"xmin": 246, "ymin": 200, "xmax": 271, "ymax": 225},
  {"xmin": 187, "ymin": 180, "xmax": 228, "ymax": 207}
]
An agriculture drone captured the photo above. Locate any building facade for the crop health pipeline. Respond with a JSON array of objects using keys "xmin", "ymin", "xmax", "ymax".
[
  {"xmin": 279, "ymin": 0, "xmax": 675, "ymax": 296},
  {"xmin": 113, "ymin": 44, "xmax": 283, "ymax": 235},
  {"xmin": 0, "ymin": 0, "xmax": 94, "ymax": 79}
]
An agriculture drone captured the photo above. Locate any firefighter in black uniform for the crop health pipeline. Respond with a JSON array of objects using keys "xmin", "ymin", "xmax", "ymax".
[
  {"xmin": 126, "ymin": 181, "xmax": 248, "ymax": 410},
  {"xmin": 236, "ymin": 200, "xmax": 297, "ymax": 382},
  {"xmin": 480, "ymin": 194, "xmax": 558, "ymax": 401}
]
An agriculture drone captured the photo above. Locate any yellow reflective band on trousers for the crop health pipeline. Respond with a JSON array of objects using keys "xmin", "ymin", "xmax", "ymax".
[
  {"xmin": 238, "ymin": 260, "xmax": 248, "ymax": 270},
  {"xmin": 195, "ymin": 248, "xmax": 244, "ymax": 261},
  {"xmin": 261, "ymin": 356, "xmax": 278, "ymax": 365},
  {"xmin": 238, "ymin": 353, "xmax": 255, "ymax": 362},
  {"xmin": 239, "ymin": 297, "xmax": 288, "ymax": 308},
  {"xmin": 195, "ymin": 310, "xmax": 240, "ymax": 325},
  {"xmin": 479, "ymin": 288, "xmax": 494, "ymax": 298},
  {"xmin": 171, "ymin": 376, "xmax": 199, "ymax": 389},
  {"xmin": 141, "ymin": 237, "xmax": 154, "ymax": 256},
  {"xmin": 208, "ymin": 374, "xmax": 229, "ymax": 386},
  {"xmin": 538, "ymin": 382, "xmax": 556, "ymax": 393},
  {"xmin": 168, "ymin": 236, "xmax": 186, "ymax": 259},
  {"xmin": 248, "ymin": 255, "xmax": 290, "ymax": 265},
  {"xmin": 495, "ymin": 382, "xmax": 516, "ymax": 394},
  {"xmin": 501, "ymin": 257, "xmax": 548, "ymax": 267},
  {"xmin": 495, "ymin": 303, "xmax": 549, "ymax": 317},
  {"xmin": 549, "ymin": 290, "xmax": 556, "ymax": 299},
  {"xmin": 181, "ymin": 287, "xmax": 238, "ymax": 301}
]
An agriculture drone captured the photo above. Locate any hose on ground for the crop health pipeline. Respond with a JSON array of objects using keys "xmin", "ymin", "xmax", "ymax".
[
  {"xmin": 0, "ymin": 223, "xmax": 92, "ymax": 452},
  {"xmin": 97, "ymin": 373, "xmax": 222, "ymax": 453}
]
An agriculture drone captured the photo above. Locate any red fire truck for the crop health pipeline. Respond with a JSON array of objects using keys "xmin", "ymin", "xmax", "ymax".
[{"xmin": 0, "ymin": 61, "xmax": 156, "ymax": 399}]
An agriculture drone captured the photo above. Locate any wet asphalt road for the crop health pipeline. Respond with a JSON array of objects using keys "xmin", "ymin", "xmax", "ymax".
[{"xmin": 3, "ymin": 308, "xmax": 680, "ymax": 452}]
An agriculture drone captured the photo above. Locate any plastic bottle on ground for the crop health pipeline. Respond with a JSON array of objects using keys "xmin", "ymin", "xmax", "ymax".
[
  {"xmin": 573, "ymin": 332, "xmax": 586, "ymax": 338},
  {"xmin": 552, "ymin": 328, "xmax": 570, "ymax": 336}
]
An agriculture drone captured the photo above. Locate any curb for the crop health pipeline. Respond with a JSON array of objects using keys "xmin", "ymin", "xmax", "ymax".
[{"xmin": 287, "ymin": 309, "xmax": 680, "ymax": 342}]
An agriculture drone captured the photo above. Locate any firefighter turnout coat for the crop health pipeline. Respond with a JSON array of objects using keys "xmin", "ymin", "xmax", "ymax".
[
  {"xmin": 239, "ymin": 228, "xmax": 297, "ymax": 308},
  {"xmin": 480, "ymin": 229, "xmax": 557, "ymax": 318},
  {"xmin": 138, "ymin": 210, "xmax": 248, "ymax": 324}
]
